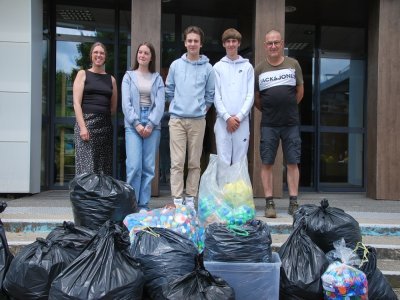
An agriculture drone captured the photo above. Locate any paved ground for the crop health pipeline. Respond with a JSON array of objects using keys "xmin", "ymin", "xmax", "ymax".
[{"xmin": 2, "ymin": 190, "xmax": 400, "ymax": 225}]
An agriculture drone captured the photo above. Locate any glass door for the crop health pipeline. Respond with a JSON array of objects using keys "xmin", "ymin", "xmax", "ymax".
[
  {"xmin": 48, "ymin": 1, "xmax": 131, "ymax": 188},
  {"xmin": 318, "ymin": 26, "xmax": 366, "ymax": 191},
  {"xmin": 286, "ymin": 24, "xmax": 366, "ymax": 191},
  {"xmin": 319, "ymin": 56, "xmax": 365, "ymax": 189}
]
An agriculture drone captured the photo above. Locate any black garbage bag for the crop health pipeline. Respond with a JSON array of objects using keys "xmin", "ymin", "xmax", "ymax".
[
  {"xmin": 49, "ymin": 221, "xmax": 144, "ymax": 300},
  {"xmin": 46, "ymin": 221, "xmax": 96, "ymax": 255},
  {"xmin": 203, "ymin": 219, "xmax": 272, "ymax": 262},
  {"xmin": 293, "ymin": 198, "xmax": 362, "ymax": 253},
  {"xmin": 130, "ymin": 227, "xmax": 199, "ymax": 300},
  {"xmin": 3, "ymin": 236, "xmax": 84, "ymax": 300},
  {"xmin": 0, "ymin": 202, "xmax": 13, "ymax": 299},
  {"xmin": 355, "ymin": 245, "xmax": 398, "ymax": 300},
  {"xmin": 70, "ymin": 173, "xmax": 138, "ymax": 230},
  {"xmin": 164, "ymin": 258, "xmax": 235, "ymax": 300},
  {"xmin": 279, "ymin": 218, "xmax": 329, "ymax": 300}
]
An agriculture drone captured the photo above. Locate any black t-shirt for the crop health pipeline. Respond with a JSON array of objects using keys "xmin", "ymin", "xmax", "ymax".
[
  {"xmin": 255, "ymin": 57, "xmax": 303, "ymax": 127},
  {"xmin": 82, "ymin": 70, "xmax": 113, "ymax": 114}
]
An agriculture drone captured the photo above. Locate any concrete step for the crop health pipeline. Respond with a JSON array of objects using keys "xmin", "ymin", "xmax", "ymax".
[
  {"xmin": 3, "ymin": 220, "xmax": 400, "ymax": 257},
  {"xmin": 5, "ymin": 231, "xmax": 400, "ymax": 261},
  {"xmin": 2, "ymin": 219, "xmax": 400, "ymax": 291},
  {"xmin": 4, "ymin": 235, "xmax": 400, "ymax": 293}
]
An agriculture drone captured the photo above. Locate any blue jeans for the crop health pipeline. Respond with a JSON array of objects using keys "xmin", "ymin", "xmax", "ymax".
[{"xmin": 125, "ymin": 107, "xmax": 161, "ymax": 209}]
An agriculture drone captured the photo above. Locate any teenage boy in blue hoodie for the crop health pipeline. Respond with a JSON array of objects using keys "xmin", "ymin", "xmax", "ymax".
[
  {"xmin": 165, "ymin": 26, "xmax": 215, "ymax": 209},
  {"xmin": 213, "ymin": 28, "xmax": 254, "ymax": 166}
]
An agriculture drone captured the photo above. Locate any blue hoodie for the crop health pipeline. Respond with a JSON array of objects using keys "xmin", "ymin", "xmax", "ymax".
[
  {"xmin": 165, "ymin": 53, "xmax": 215, "ymax": 118},
  {"xmin": 121, "ymin": 70, "xmax": 165, "ymax": 129}
]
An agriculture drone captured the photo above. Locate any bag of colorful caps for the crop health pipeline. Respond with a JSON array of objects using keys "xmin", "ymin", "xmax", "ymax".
[
  {"xmin": 123, "ymin": 205, "xmax": 204, "ymax": 252},
  {"xmin": 198, "ymin": 154, "xmax": 255, "ymax": 227},
  {"xmin": 322, "ymin": 238, "xmax": 368, "ymax": 299}
]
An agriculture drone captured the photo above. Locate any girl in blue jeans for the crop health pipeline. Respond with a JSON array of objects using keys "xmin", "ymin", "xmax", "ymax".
[{"xmin": 121, "ymin": 42, "xmax": 165, "ymax": 210}]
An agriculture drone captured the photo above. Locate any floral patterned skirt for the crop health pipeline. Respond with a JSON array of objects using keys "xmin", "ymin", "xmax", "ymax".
[{"xmin": 74, "ymin": 113, "xmax": 113, "ymax": 176}]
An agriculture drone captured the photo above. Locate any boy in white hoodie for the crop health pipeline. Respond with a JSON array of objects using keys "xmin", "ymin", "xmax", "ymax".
[{"xmin": 213, "ymin": 28, "xmax": 254, "ymax": 166}]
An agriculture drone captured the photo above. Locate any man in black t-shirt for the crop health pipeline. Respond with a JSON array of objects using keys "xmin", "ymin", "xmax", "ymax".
[{"xmin": 254, "ymin": 29, "xmax": 304, "ymax": 218}]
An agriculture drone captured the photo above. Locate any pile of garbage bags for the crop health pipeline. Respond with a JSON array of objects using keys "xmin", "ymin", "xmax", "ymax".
[
  {"xmin": 279, "ymin": 199, "xmax": 398, "ymax": 300},
  {"xmin": 0, "ymin": 163, "xmax": 276, "ymax": 299},
  {"xmin": 0, "ymin": 166, "xmax": 398, "ymax": 300}
]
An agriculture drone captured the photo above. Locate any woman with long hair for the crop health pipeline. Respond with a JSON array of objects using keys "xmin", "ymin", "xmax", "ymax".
[{"xmin": 122, "ymin": 42, "xmax": 165, "ymax": 210}]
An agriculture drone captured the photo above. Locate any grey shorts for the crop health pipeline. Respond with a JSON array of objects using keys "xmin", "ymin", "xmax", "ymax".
[{"xmin": 260, "ymin": 126, "xmax": 301, "ymax": 165}]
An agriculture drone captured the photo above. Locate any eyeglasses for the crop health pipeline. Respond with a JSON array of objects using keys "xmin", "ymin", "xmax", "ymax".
[{"xmin": 264, "ymin": 40, "xmax": 282, "ymax": 47}]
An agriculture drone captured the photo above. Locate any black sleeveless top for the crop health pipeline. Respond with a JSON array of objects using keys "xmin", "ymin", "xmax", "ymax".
[{"xmin": 82, "ymin": 70, "xmax": 113, "ymax": 114}]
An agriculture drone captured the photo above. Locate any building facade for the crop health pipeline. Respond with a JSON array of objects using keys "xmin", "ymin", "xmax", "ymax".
[{"xmin": 0, "ymin": 0, "xmax": 399, "ymax": 200}]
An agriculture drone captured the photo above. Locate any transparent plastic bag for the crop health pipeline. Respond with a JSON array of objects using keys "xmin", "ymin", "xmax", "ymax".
[
  {"xmin": 322, "ymin": 239, "xmax": 368, "ymax": 299},
  {"xmin": 123, "ymin": 205, "xmax": 204, "ymax": 252},
  {"xmin": 198, "ymin": 154, "xmax": 255, "ymax": 227}
]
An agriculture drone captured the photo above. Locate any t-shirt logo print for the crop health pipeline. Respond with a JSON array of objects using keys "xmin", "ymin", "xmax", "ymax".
[{"xmin": 258, "ymin": 68, "xmax": 296, "ymax": 91}]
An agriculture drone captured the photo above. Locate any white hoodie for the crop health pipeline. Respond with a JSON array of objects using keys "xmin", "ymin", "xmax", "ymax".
[{"xmin": 213, "ymin": 55, "xmax": 254, "ymax": 122}]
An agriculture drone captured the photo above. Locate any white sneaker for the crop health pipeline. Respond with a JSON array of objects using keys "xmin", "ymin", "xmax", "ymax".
[
  {"xmin": 173, "ymin": 198, "xmax": 183, "ymax": 206},
  {"xmin": 184, "ymin": 197, "xmax": 195, "ymax": 210}
]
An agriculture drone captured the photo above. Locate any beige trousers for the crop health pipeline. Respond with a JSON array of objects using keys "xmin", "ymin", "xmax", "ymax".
[{"xmin": 169, "ymin": 118, "xmax": 206, "ymax": 198}]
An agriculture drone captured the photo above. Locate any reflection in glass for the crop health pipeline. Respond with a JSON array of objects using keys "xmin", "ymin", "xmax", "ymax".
[
  {"xmin": 320, "ymin": 132, "xmax": 348, "ymax": 183},
  {"xmin": 116, "ymin": 10, "xmax": 131, "ymax": 174},
  {"xmin": 285, "ymin": 24, "xmax": 316, "ymax": 126},
  {"xmin": 161, "ymin": 13, "xmax": 178, "ymax": 72},
  {"xmin": 320, "ymin": 26, "xmax": 365, "ymax": 56},
  {"xmin": 117, "ymin": 43, "xmax": 129, "ymax": 121},
  {"xmin": 320, "ymin": 132, "xmax": 363, "ymax": 187},
  {"xmin": 117, "ymin": 125, "xmax": 126, "ymax": 181},
  {"xmin": 119, "ymin": 10, "xmax": 131, "ymax": 43},
  {"xmin": 56, "ymin": 5, "xmax": 115, "ymax": 40},
  {"xmin": 42, "ymin": 39, "xmax": 49, "ymax": 187},
  {"xmin": 299, "ymin": 132, "xmax": 315, "ymax": 188},
  {"xmin": 54, "ymin": 124, "xmax": 75, "ymax": 186},
  {"xmin": 320, "ymin": 58, "xmax": 364, "ymax": 127},
  {"xmin": 159, "ymin": 112, "xmax": 171, "ymax": 188},
  {"xmin": 55, "ymin": 41, "xmax": 115, "ymax": 118},
  {"xmin": 50, "ymin": 2, "xmax": 127, "ymax": 186}
]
